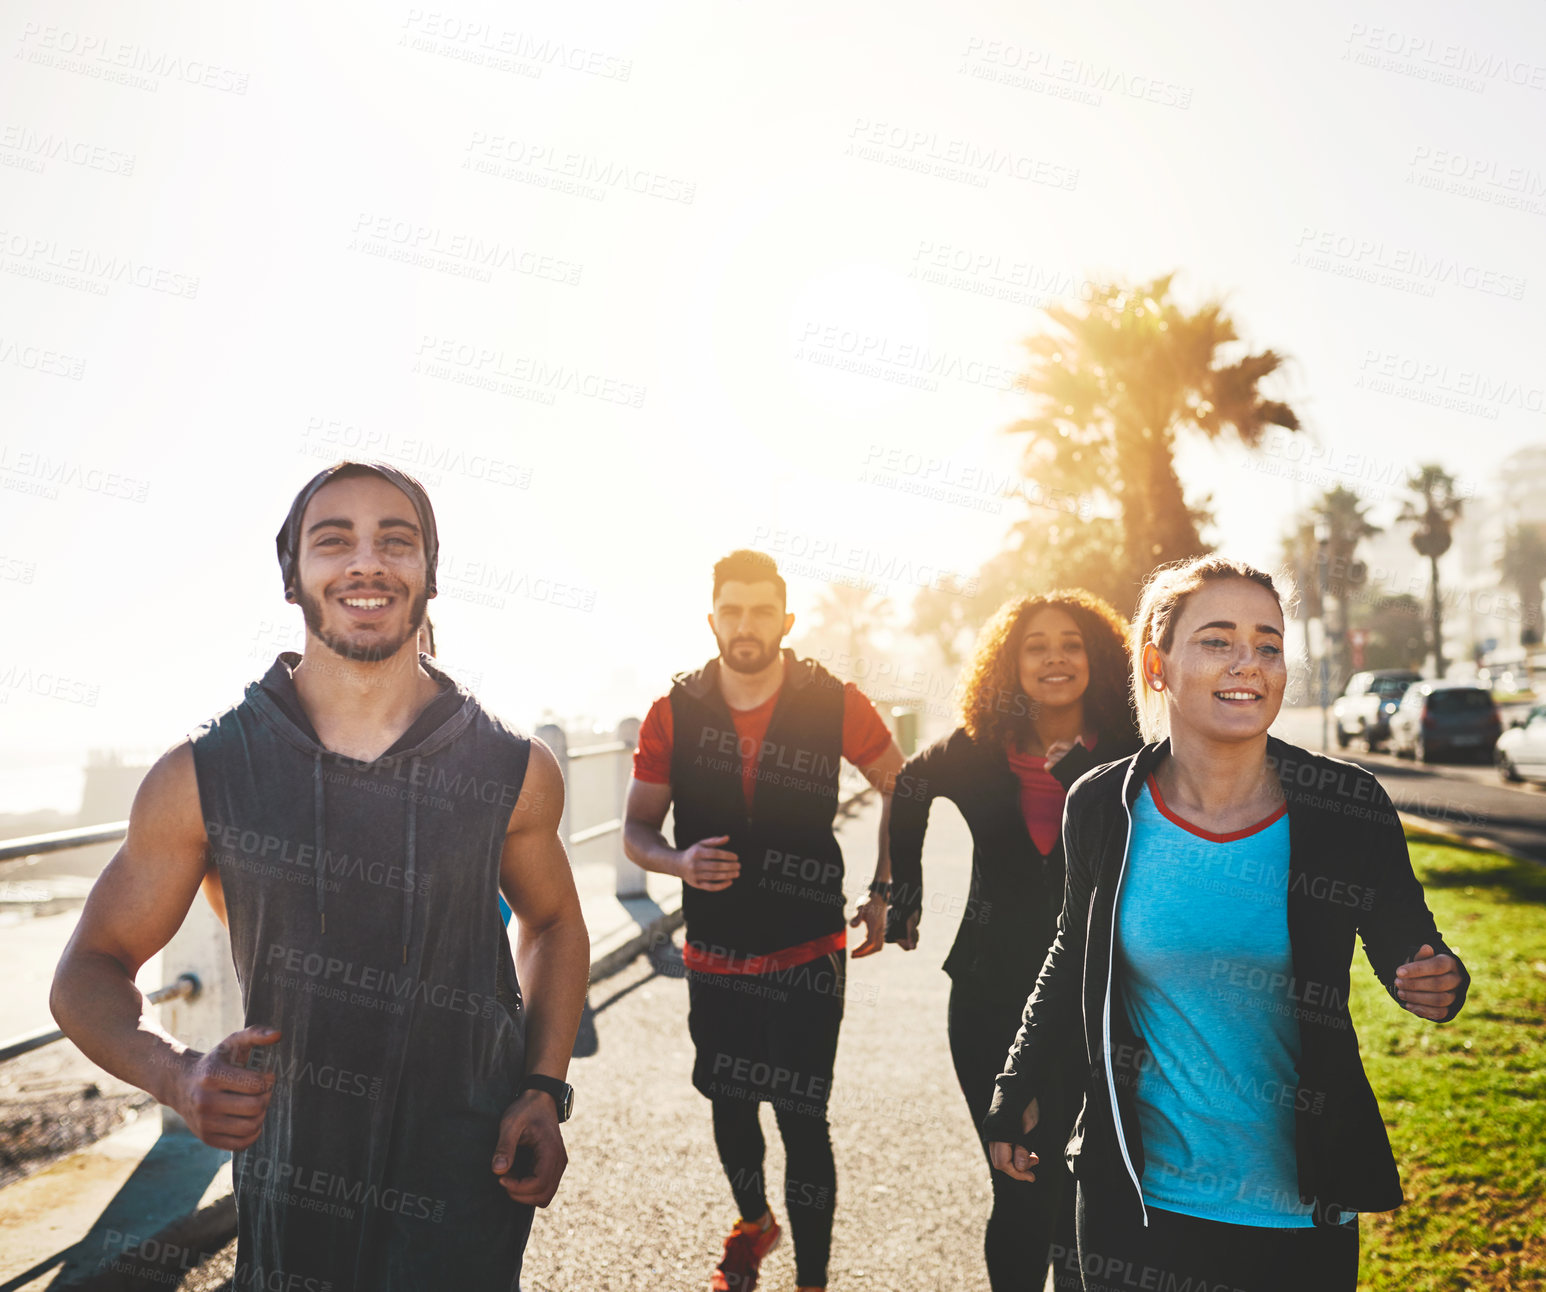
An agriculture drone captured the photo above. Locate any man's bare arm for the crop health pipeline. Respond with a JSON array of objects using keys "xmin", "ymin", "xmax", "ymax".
[
  {"xmin": 858, "ymin": 741, "xmax": 905, "ymax": 885},
  {"xmin": 49, "ymin": 742, "xmax": 276, "ymax": 1147},
  {"xmin": 492, "ymin": 738, "xmax": 589, "ymax": 1207},
  {"xmin": 621, "ymin": 778, "xmax": 680, "ymax": 874},
  {"xmin": 500, "ymin": 738, "xmax": 589, "ymax": 1084},
  {"xmin": 201, "ymin": 869, "xmax": 229, "ymax": 926},
  {"xmin": 623, "ymin": 778, "xmax": 739, "ymax": 891},
  {"xmin": 849, "ymin": 741, "xmax": 905, "ymax": 957}
]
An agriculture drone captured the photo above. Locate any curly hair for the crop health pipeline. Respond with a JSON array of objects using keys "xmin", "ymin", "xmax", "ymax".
[
  {"xmin": 1131, "ymin": 555, "xmax": 1282, "ymax": 742},
  {"xmin": 959, "ymin": 589, "xmax": 1135, "ymax": 750}
]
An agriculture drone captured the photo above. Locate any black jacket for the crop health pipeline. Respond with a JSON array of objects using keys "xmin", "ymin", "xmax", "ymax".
[
  {"xmin": 982, "ymin": 736, "xmax": 1472, "ymax": 1227},
  {"xmin": 886, "ymin": 724, "xmax": 1142, "ymax": 1006}
]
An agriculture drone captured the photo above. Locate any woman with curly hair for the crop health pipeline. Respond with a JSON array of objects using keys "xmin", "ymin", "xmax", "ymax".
[{"xmin": 887, "ymin": 589, "xmax": 1141, "ymax": 1290}]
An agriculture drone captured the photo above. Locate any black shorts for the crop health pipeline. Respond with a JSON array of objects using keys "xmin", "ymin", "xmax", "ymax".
[
  {"xmin": 1074, "ymin": 1177, "xmax": 1358, "ymax": 1292},
  {"xmin": 687, "ymin": 949, "xmax": 845, "ymax": 1117}
]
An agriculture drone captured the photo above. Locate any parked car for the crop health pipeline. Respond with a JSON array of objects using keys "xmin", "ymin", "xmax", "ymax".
[
  {"xmin": 1388, "ymin": 681, "xmax": 1502, "ymax": 763},
  {"xmin": 1495, "ymin": 701, "xmax": 1546, "ymax": 783},
  {"xmin": 1332, "ymin": 669, "xmax": 1422, "ymax": 749}
]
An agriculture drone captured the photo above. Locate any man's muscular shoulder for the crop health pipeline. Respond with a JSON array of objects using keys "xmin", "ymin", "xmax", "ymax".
[
  {"xmin": 135, "ymin": 740, "xmax": 210, "ymax": 852},
  {"xmin": 508, "ymin": 737, "xmax": 565, "ymax": 837}
]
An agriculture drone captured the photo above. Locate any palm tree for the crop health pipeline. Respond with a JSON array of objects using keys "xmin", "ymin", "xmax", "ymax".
[
  {"xmin": 1398, "ymin": 465, "xmax": 1464, "ymax": 677},
  {"xmin": 1498, "ymin": 523, "xmax": 1546, "ymax": 647},
  {"xmin": 805, "ymin": 583, "xmax": 894, "ymax": 675},
  {"xmin": 1009, "ymin": 273, "xmax": 1301, "ymax": 611},
  {"xmin": 1313, "ymin": 486, "xmax": 1381, "ymax": 686},
  {"xmin": 1280, "ymin": 520, "xmax": 1322, "ymax": 624}
]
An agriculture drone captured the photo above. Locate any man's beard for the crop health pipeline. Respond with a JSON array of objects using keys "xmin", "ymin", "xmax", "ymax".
[
  {"xmin": 718, "ymin": 634, "xmax": 781, "ymax": 674},
  {"xmin": 295, "ymin": 583, "xmax": 429, "ymax": 664}
]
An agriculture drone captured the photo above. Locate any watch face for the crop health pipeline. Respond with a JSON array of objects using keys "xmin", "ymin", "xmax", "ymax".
[{"xmin": 559, "ymin": 1085, "xmax": 574, "ymax": 1122}]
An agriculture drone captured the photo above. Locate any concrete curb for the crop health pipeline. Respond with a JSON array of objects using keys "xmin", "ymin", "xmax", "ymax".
[
  {"xmin": 64, "ymin": 1194, "xmax": 235, "ymax": 1292},
  {"xmin": 587, "ymin": 888, "xmax": 684, "ymax": 983},
  {"xmin": 1398, "ymin": 811, "xmax": 1540, "ymax": 865}
]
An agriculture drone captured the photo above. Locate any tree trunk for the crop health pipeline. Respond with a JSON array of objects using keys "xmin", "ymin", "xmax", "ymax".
[
  {"xmin": 1430, "ymin": 553, "xmax": 1446, "ymax": 678},
  {"xmin": 1119, "ymin": 433, "xmax": 1203, "ymax": 601},
  {"xmin": 1519, "ymin": 578, "xmax": 1543, "ymax": 647}
]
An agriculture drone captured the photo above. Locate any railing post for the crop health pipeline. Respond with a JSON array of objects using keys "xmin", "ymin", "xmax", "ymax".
[
  {"xmin": 613, "ymin": 717, "xmax": 645, "ymax": 899},
  {"xmin": 159, "ymin": 898, "xmax": 245, "ymax": 1134},
  {"xmin": 536, "ymin": 723, "xmax": 571, "ymax": 852}
]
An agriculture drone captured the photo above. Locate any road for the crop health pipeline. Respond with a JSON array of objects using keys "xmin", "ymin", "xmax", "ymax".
[{"xmin": 1270, "ymin": 706, "xmax": 1546, "ymax": 864}]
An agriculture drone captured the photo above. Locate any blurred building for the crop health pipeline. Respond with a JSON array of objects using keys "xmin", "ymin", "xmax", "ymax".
[{"xmin": 1451, "ymin": 444, "xmax": 1546, "ymax": 677}]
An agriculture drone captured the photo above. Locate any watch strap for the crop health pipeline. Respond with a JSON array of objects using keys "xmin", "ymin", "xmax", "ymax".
[{"xmin": 518, "ymin": 1074, "xmax": 573, "ymax": 1122}]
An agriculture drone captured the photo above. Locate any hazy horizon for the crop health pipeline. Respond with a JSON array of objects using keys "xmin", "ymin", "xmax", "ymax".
[{"xmin": 4, "ymin": 0, "xmax": 1544, "ymax": 815}]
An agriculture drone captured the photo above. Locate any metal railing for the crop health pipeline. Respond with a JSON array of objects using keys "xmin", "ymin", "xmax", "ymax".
[
  {"xmin": 0, "ymin": 820, "xmax": 128, "ymax": 867},
  {"xmin": 0, "ymin": 973, "xmax": 200, "ymax": 1064},
  {"xmin": 537, "ymin": 718, "xmax": 647, "ymax": 898},
  {"xmin": 0, "ymin": 710, "xmax": 900, "ymax": 1069},
  {"xmin": 0, "ymin": 720, "xmax": 656, "ymax": 1071},
  {"xmin": 0, "ymin": 821, "xmax": 204, "ymax": 1066}
]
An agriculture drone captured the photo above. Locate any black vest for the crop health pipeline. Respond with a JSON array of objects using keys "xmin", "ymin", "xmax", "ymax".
[{"xmin": 669, "ymin": 650, "xmax": 847, "ymax": 959}]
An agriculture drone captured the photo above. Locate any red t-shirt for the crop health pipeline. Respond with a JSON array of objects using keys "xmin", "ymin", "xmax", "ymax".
[
  {"xmin": 632, "ymin": 677, "xmax": 893, "ymax": 972},
  {"xmin": 1006, "ymin": 734, "xmax": 1097, "ymax": 855},
  {"xmin": 632, "ymin": 680, "xmax": 894, "ymax": 806}
]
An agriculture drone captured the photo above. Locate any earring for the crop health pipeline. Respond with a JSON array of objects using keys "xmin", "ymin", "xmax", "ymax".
[{"xmin": 1151, "ymin": 678, "xmax": 1164, "ymax": 691}]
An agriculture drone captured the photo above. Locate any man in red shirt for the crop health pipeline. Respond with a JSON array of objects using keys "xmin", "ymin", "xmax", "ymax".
[{"xmin": 624, "ymin": 549, "xmax": 904, "ymax": 1292}]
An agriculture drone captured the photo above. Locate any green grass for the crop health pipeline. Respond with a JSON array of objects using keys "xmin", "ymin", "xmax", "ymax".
[{"xmin": 1355, "ymin": 829, "xmax": 1546, "ymax": 1291}]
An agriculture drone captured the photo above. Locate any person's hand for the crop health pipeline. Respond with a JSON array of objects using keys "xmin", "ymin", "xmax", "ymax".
[
  {"xmin": 492, "ymin": 1088, "xmax": 568, "ymax": 1207},
  {"xmin": 988, "ymin": 1098, "xmax": 1041, "ymax": 1181},
  {"xmin": 1042, "ymin": 737, "xmax": 1084, "ymax": 772},
  {"xmin": 677, "ymin": 836, "xmax": 739, "ymax": 891},
  {"xmin": 1395, "ymin": 944, "xmax": 1463, "ymax": 1020},
  {"xmin": 171, "ymin": 1024, "xmax": 280, "ymax": 1150},
  {"xmin": 850, "ymin": 893, "xmax": 887, "ymax": 957},
  {"xmin": 888, "ymin": 908, "xmax": 920, "ymax": 951}
]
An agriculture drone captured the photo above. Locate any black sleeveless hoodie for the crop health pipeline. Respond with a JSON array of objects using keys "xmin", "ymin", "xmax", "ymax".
[{"xmin": 190, "ymin": 652, "xmax": 533, "ymax": 1290}]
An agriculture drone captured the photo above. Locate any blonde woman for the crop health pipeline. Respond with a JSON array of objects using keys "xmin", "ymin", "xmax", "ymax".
[
  {"xmin": 887, "ymin": 591, "xmax": 1141, "ymax": 1290},
  {"xmin": 983, "ymin": 556, "xmax": 1470, "ymax": 1290}
]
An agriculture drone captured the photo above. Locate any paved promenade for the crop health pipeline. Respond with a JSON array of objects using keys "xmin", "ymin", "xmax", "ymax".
[
  {"xmin": 518, "ymin": 795, "xmax": 998, "ymax": 1291},
  {"xmin": 2, "ymin": 796, "xmax": 1049, "ymax": 1290},
  {"xmin": 184, "ymin": 796, "xmax": 1016, "ymax": 1291}
]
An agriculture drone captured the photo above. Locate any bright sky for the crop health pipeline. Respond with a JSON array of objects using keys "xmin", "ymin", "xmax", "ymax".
[{"xmin": 2, "ymin": 0, "xmax": 1543, "ymax": 811}]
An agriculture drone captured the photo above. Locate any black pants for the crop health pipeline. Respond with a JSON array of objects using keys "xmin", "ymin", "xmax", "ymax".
[
  {"xmin": 713, "ymin": 1097, "xmax": 837, "ymax": 1287},
  {"xmin": 690, "ymin": 950, "xmax": 846, "ymax": 1287},
  {"xmin": 1074, "ymin": 1178, "xmax": 1359, "ymax": 1292},
  {"xmin": 947, "ymin": 980, "xmax": 1080, "ymax": 1292}
]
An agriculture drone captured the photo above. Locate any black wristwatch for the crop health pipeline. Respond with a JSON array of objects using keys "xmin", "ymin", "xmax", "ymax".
[
  {"xmin": 518, "ymin": 1074, "xmax": 574, "ymax": 1123},
  {"xmin": 868, "ymin": 880, "xmax": 892, "ymax": 902}
]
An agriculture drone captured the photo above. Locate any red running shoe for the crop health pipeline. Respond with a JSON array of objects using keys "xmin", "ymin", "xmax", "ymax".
[{"xmin": 710, "ymin": 1213, "xmax": 782, "ymax": 1291}]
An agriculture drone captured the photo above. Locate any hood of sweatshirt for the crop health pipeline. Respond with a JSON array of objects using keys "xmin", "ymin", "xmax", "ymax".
[{"xmin": 243, "ymin": 651, "xmax": 476, "ymax": 961}]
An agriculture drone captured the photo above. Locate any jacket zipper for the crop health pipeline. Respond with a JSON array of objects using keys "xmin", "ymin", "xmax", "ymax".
[{"xmin": 1101, "ymin": 775, "xmax": 1149, "ymax": 1227}]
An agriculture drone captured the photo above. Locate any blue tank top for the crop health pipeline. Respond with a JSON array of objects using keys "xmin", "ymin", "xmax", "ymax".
[{"xmin": 1116, "ymin": 775, "xmax": 1354, "ymax": 1228}]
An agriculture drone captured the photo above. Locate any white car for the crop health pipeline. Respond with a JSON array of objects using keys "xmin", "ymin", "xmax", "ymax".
[{"xmin": 1496, "ymin": 702, "xmax": 1546, "ymax": 783}]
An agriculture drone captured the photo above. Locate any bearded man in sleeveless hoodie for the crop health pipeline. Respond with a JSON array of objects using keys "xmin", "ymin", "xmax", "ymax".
[{"xmin": 51, "ymin": 462, "xmax": 590, "ymax": 1291}]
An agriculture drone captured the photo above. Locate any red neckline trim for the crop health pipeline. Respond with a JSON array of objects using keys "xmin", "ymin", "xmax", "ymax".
[
  {"xmin": 1007, "ymin": 733, "xmax": 1100, "ymax": 765},
  {"xmin": 1145, "ymin": 773, "xmax": 1286, "ymax": 842}
]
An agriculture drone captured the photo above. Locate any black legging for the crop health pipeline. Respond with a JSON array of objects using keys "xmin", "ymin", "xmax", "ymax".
[
  {"xmin": 948, "ymin": 980, "xmax": 1080, "ymax": 1292},
  {"xmin": 712, "ymin": 1097, "xmax": 837, "ymax": 1287},
  {"xmin": 1075, "ymin": 1176, "xmax": 1358, "ymax": 1292}
]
